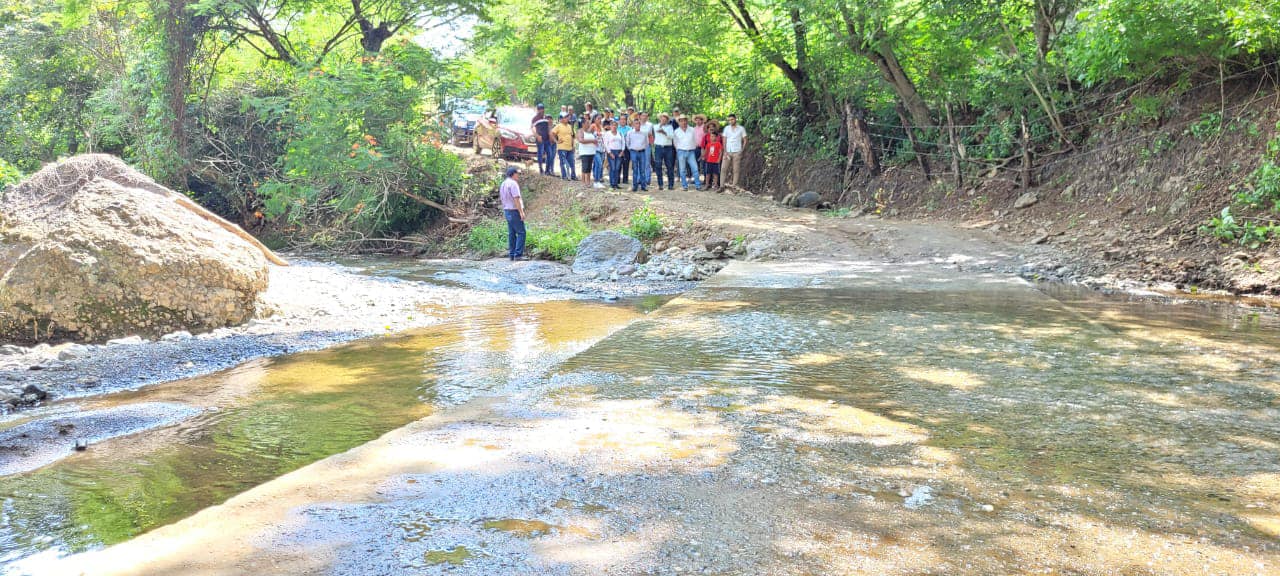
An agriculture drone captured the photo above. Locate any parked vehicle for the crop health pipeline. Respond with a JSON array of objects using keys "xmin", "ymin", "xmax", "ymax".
[
  {"xmin": 472, "ymin": 106, "xmax": 539, "ymax": 160},
  {"xmin": 446, "ymin": 99, "xmax": 488, "ymax": 147}
]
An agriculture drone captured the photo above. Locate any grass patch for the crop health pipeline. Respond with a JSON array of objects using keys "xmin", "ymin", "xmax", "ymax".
[
  {"xmin": 466, "ymin": 217, "xmax": 509, "ymax": 255},
  {"xmin": 529, "ymin": 210, "xmax": 592, "ymax": 260},
  {"xmin": 621, "ymin": 200, "xmax": 664, "ymax": 241}
]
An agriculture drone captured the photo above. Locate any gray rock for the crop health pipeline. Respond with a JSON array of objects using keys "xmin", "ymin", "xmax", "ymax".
[
  {"xmin": 617, "ymin": 264, "xmax": 637, "ymax": 276},
  {"xmin": 56, "ymin": 344, "xmax": 87, "ymax": 361},
  {"xmin": 106, "ymin": 336, "xmax": 144, "ymax": 346},
  {"xmin": 679, "ymin": 264, "xmax": 699, "ymax": 280},
  {"xmin": 704, "ymin": 238, "xmax": 730, "ymax": 253},
  {"xmin": 160, "ymin": 330, "xmax": 193, "ymax": 342},
  {"xmin": 0, "ymin": 345, "xmax": 24, "ymax": 356},
  {"xmin": 572, "ymin": 231, "xmax": 646, "ymax": 275},
  {"xmin": 795, "ymin": 191, "xmax": 822, "ymax": 208},
  {"xmin": 746, "ymin": 238, "xmax": 781, "ymax": 261},
  {"xmin": 1013, "ymin": 192, "xmax": 1039, "ymax": 209},
  {"xmin": 21, "ymin": 384, "xmax": 47, "ymax": 401}
]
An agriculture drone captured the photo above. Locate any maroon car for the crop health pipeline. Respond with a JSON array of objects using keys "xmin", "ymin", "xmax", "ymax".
[{"xmin": 473, "ymin": 106, "xmax": 539, "ymax": 160}]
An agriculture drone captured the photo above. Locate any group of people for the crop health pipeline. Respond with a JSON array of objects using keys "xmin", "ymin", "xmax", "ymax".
[{"xmin": 530, "ymin": 103, "xmax": 748, "ymax": 192}]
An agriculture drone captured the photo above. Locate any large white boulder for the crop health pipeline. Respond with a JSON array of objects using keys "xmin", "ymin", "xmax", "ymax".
[{"xmin": 0, "ymin": 155, "xmax": 271, "ymax": 342}]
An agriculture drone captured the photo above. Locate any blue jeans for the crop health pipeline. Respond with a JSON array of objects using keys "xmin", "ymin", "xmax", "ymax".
[
  {"xmin": 504, "ymin": 209, "xmax": 526, "ymax": 258},
  {"xmin": 677, "ymin": 149, "xmax": 700, "ymax": 189},
  {"xmin": 593, "ymin": 150, "xmax": 604, "ymax": 181},
  {"xmin": 629, "ymin": 149, "xmax": 649, "ymax": 188},
  {"xmin": 608, "ymin": 152, "xmax": 623, "ymax": 187},
  {"xmin": 557, "ymin": 149, "xmax": 576, "ymax": 179},
  {"xmin": 537, "ymin": 139, "xmax": 555, "ymax": 174},
  {"xmin": 653, "ymin": 145, "xmax": 675, "ymax": 188}
]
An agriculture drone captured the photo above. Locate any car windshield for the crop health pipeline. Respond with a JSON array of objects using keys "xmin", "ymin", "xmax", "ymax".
[{"xmin": 497, "ymin": 108, "xmax": 535, "ymax": 127}]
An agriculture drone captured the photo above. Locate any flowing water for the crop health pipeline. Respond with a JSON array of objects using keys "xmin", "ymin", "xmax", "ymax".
[
  {"xmin": 0, "ymin": 264, "xmax": 669, "ymax": 570},
  {"xmin": 5, "ymin": 259, "xmax": 1280, "ymax": 575}
]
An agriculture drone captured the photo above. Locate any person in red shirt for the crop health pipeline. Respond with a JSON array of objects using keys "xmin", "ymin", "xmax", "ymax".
[{"xmin": 703, "ymin": 129, "xmax": 725, "ymax": 191}]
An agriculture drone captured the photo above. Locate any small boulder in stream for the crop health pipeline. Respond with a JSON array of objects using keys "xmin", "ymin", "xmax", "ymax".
[
  {"xmin": 0, "ymin": 154, "xmax": 283, "ymax": 343},
  {"xmin": 572, "ymin": 230, "xmax": 646, "ymax": 275}
]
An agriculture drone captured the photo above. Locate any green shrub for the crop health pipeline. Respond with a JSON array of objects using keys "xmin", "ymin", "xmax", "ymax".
[
  {"xmin": 1188, "ymin": 112, "xmax": 1224, "ymax": 140},
  {"xmin": 0, "ymin": 158, "xmax": 21, "ymax": 187},
  {"xmin": 624, "ymin": 201, "xmax": 664, "ymax": 240},
  {"xmin": 466, "ymin": 217, "xmax": 509, "ymax": 255},
  {"xmin": 529, "ymin": 211, "xmax": 592, "ymax": 261},
  {"xmin": 1202, "ymin": 206, "xmax": 1277, "ymax": 248}
]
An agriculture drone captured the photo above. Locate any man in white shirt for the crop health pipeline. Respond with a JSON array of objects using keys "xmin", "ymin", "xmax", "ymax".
[
  {"xmin": 672, "ymin": 115, "xmax": 701, "ymax": 191},
  {"xmin": 625, "ymin": 117, "xmax": 652, "ymax": 191},
  {"xmin": 722, "ymin": 114, "xmax": 748, "ymax": 188},
  {"xmin": 652, "ymin": 113, "xmax": 676, "ymax": 190}
]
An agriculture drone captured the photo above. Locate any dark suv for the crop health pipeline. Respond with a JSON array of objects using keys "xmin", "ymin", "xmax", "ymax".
[{"xmin": 447, "ymin": 100, "xmax": 488, "ymax": 147}]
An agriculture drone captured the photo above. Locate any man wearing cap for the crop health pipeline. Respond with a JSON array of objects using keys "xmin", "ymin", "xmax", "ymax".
[
  {"xmin": 673, "ymin": 115, "xmax": 701, "ymax": 191},
  {"xmin": 532, "ymin": 104, "xmax": 554, "ymax": 175},
  {"xmin": 500, "ymin": 166, "xmax": 527, "ymax": 261},
  {"xmin": 551, "ymin": 113, "xmax": 577, "ymax": 180}
]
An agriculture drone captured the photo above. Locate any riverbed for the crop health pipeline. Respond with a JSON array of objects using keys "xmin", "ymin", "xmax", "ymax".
[{"xmin": 4, "ymin": 259, "xmax": 1280, "ymax": 575}]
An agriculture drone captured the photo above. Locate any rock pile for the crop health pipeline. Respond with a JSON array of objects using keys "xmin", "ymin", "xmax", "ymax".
[{"xmin": 0, "ymin": 154, "xmax": 279, "ymax": 343}]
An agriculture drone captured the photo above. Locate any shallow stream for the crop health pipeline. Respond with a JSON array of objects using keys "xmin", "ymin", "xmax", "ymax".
[
  {"xmin": 3, "ymin": 259, "xmax": 1280, "ymax": 575},
  {"xmin": 0, "ymin": 261, "xmax": 667, "ymax": 570}
]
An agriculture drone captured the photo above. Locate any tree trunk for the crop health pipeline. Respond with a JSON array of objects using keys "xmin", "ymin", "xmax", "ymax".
[
  {"xmin": 869, "ymin": 46, "xmax": 931, "ymax": 128},
  {"xmin": 845, "ymin": 101, "xmax": 880, "ymax": 177},
  {"xmin": 945, "ymin": 102, "xmax": 962, "ymax": 187},
  {"xmin": 896, "ymin": 105, "xmax": 931, "ymax": 181},
  {"xmin": 157, "ymin": 0, "xmax": 208, "ymax": 183},
  {"xmin": 838, "ymin": 5, "xmax": 931, "ymax": 128},
  {"xmin": 1020, "ymin": 114, "xmax": 1033, "ymax": 189},
  {"xmin": 358, "ymin": 18, "xmax": 392, "ymax": 53}
]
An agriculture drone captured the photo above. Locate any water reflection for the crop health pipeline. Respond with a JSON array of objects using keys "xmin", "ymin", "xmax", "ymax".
[
  {"xmin": 545, "ymin": 282, "xmax": 1280, "ymax": 573},
  {"xmin": 0, "ymin": 298, "xmax": 660, "ymax": 569}
]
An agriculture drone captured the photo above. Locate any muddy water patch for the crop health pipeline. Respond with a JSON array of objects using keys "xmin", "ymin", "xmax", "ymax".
[{"xmin": 0, "ymin": 298, "xmax": 659, "ymax": 571}]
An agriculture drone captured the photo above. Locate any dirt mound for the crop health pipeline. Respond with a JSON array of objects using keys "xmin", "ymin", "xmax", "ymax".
[{"xmin": 0, "ymin": 154, "xmax": 273, "ymax": 342}]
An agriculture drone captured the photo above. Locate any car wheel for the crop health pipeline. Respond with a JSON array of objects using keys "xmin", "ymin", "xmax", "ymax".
[{"xmin": 451, "ymin": 131, "xmax": 461, "ymax": 147}]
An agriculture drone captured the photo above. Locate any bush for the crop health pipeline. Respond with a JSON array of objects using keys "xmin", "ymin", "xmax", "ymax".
[
  {"xmin": 623, "ymin": 201, "xmax": 664, "ymax": 240},
  {"xmin": 466, "ymin": 217, "xmax": 509, "ymax": 255},
  {"xmin": 0, "ymin": 158, "xmax": 21, "ymax": 188},
  {"xmin": 252, "ymin": 43, "xmax": 465, "ymax": 238},
  {"xmin": 1202, "ymin": 206, "xmax": 1277, "ymax": 248},
  {"xmin": 529, "ymin": 211, "xmax": 592, "ymax": 261},
  {"xmin": 468, "ymin": 210, "xmax": 593, "ymax": 261}
]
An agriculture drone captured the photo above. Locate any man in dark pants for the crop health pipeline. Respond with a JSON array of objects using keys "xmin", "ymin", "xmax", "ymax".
[
  {"xmin": 531, "ymin": 104, "xmax": 554, "ymax": 175},
  {"xmin": 500, "ymin": 166, "xmax": 527, "ymax": 260}
]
